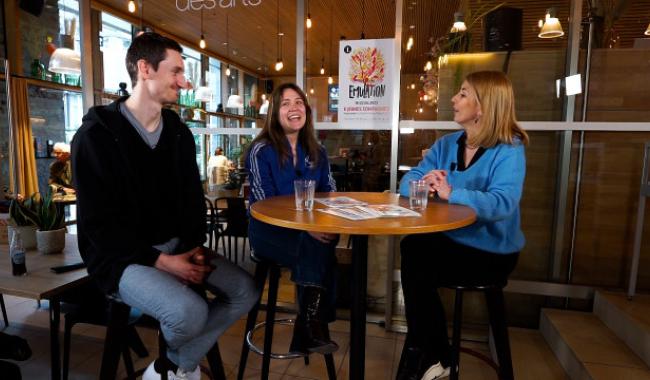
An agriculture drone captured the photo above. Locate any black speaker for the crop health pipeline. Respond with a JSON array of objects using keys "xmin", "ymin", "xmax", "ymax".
[
  {"xmin": 265, "ymin": 80, "xmax": 274, "ymax": 94},
  {"xmin": 484, "ymin": 7, "xmax": 522, "ymax": 51},
  {"xmin": 20, "ymin": 0, "xmax": 45, "ymax": 17}
]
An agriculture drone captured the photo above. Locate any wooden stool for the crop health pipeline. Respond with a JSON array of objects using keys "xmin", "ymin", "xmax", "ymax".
[
  {"xmin": 237, "ymin": 255, "xmax": 337, "ymax": 380},
  {"xmin": 445, "ymin": 284, "xmax": 513, "ymax": 380}
]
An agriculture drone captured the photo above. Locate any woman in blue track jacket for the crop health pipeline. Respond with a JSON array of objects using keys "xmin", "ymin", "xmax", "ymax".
[
  {"xmin": 396, "ymin": 71, "xmax": 529, "ymax": 380},
  {"xmin": 245, "ymin": 83, "xmax": 339, "ymax": 355}
]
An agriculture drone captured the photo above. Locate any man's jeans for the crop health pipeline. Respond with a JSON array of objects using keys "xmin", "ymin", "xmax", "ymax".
[{"xmin": 117, "ymin": 254, "xmax": 258, "ymax": 371}]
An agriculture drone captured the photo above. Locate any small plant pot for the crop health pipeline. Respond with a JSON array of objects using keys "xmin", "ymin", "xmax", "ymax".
[
  {"xmin": 36, "ymin": 228, "xmax": 66, "ymax": 254},
  {"xmin": 9, "ymin": 225, "xmax": 38, "ymax": 250}
]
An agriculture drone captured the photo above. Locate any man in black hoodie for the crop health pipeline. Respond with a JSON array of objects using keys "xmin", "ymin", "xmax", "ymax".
[{"xmin": 72, "ymin": 32, "xmax": 258, "ymax": 380}]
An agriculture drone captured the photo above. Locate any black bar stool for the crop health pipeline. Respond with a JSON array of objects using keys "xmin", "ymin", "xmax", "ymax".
[
  {"xmin": 99, "ymin": 296, "xmax": 227, "ymax": 380},
  {"xmin": 237, "ymin": 254, "xmax": 337, "ymax": 380},
  {"xmin": 445, "ymin": 283, "xmax": 513, "ymax": 380}
]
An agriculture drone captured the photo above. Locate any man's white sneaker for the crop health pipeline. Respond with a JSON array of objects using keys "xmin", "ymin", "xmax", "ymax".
[
  {"xmin": 421, "ymin": 361, "xmax": 450, "ymax": 380},
  {"xmin": 142, "ymin": 360, "xmax": 160, "ymax": 380},
  {"xmin": 169, "ymin": 365, "xmax": 201, "ymax": 380}
]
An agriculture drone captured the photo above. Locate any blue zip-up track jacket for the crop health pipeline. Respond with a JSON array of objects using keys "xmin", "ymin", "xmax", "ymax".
[{"xmin": 246, "ymin": 139, "xmax": 336, "ymax": 205}]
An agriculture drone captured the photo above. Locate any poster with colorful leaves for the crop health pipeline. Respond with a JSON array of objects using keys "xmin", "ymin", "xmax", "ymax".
[{"xmin": 338, "ymin": 38, "xmax": 396, "ymax": 127}]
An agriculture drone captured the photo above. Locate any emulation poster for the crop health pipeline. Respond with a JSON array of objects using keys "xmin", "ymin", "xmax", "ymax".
[{"xmin": 338, "ymin": 38, "xmax": 395, "ymax": 127}]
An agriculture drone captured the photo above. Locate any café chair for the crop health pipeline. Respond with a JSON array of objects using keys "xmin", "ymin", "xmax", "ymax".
[
  {"xmin": 99, "ymin": 293, "xmax": 226, "ymax": 380},
  {"xmin": 205, "ymin": 197, "xmax": 222, "ymax": 251},
  {"xmin": 445, "ymin": 282, "xmax": 513, "ymax": 380},
  {"xmin": 62, "ymin": 299, "xmax": 148, "ymax": 380},
  {"xmin": 215, "ymin": 197, "xmax": 249, "ymax": 264},
  {"xmin": 1, "ymin": 294, "xmax": 8, "ymax": 327},
  {"xmin": 237, "ymin": 252, "xmax": 337, "ymax": 380}
]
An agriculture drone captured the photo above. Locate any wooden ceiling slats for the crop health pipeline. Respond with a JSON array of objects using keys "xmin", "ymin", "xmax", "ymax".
[{"xmin": 94, "ymin": 0, "xmax": 650, "ymax": 77}]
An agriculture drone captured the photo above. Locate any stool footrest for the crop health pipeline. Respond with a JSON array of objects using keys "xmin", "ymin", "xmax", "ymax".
[{"xmin": 246, "ymin": 318, "xmax": 305, "ymax": 360}]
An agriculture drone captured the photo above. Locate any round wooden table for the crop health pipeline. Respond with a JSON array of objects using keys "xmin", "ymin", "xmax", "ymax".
[{"xmin": 250, "ymin": 192, "xmax": 476, "ymax": 380}]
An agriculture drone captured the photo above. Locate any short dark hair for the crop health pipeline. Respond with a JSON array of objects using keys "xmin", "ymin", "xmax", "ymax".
[{"xmin": 125, "ymin": 32, "xmax": 182, "ymax": 87}]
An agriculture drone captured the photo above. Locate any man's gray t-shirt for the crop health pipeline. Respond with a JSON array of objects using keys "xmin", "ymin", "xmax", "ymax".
[{"xmin": 119, "ymin": 102, "xmax": 163, "ymax": 149}]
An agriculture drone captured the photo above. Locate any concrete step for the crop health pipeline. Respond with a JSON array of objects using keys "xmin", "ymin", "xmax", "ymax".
[
  {"xmin": 594, "ymin": 290, "xmax": 650, "ymax": 368},
  {"xmin": 540, "ymin": 308, "xmax": 650, "ymax": 380}
]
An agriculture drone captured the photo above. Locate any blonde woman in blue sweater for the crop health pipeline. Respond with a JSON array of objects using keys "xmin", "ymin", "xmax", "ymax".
[{"xmin": 395, "ymin": 71, "xmax": 528, "ymax": 380}]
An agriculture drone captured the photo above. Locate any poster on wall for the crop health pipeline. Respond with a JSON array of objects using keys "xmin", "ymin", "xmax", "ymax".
[{"xmin": 338, "ymin": 38, "xmax": 395, "ymax": 127}]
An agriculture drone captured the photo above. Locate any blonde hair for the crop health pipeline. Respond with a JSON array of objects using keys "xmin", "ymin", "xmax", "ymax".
[{"xmin": 465, "ymin": 71, "xmax": 529, "ymax": 148}]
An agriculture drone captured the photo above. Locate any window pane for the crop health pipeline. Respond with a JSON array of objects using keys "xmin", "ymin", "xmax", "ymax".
[
  {"xmin": 28, "ymin": 86, "xmax": 82, "ymax": 194},
  {"xmin": 101, "ymin": 12, "xmax": 132, "ymax": 93}
]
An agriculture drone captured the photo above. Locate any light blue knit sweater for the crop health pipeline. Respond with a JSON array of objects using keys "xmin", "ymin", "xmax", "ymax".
[{"xmin": 399, "ymin": 131, "xmax": 526, "ymax": 254}]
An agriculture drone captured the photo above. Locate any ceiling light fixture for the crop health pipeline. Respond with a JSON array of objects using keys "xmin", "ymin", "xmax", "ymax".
[
  {"xmin": 199, "ymin": 8, "xmax": 206, "ymax": 49},
  {"xmin": 275, "ymin": 0, "xmax": 283, "ymax": 71},
  {"xmin": 195, "ymin": 70, "xmax": 212, "ymax": 102},
  {"xmin": 538, "ymin": 7, "xmax": 564, "ymax": 39},
  {"xmin": 128, "ymin": 0, "xmax": 136, "ymax": 13},
  {"xmin": 450, "ymin": 12, "xmax": 467, "ymax": 33},
  {"xmin": 306, "ymin": 0, "xmax": 312, "ymax": 29},
  {"xmin": 49, "ymin": 0, "xmax": 80, "ymax": 75},
  {"xmin": 645, "ymin": 23, "xmax": 650, "ymax": 36},
  {"xmin": 320, "ymin": 57, "xmax": 325, "ymax": 75}
]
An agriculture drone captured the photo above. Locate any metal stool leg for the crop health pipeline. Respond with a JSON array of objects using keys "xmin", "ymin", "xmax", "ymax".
[
  {"xmin": 0, "ymin": 294, "xmax": 8, "ymax": 327},
  {"xmin": 323, "ymin": 325, "xmax": 337, "ymax": 380},
  {"xmin": 450, "ymin": 289, "xmax": 463, "ymax": 380},
  {"xmin": 261, "ymin": 266, "xmax": 281, "ymax": 380},
  {"xmin": 207, "ymin": 343, "xmax": 227, "ymax": 380},
  {"xmin": 486, "ymin": 288, "xmax": 513, "ymax": 380},
  {"xmin": 237, "ymin": 263, "xmax": 269, "ymax": 380}
]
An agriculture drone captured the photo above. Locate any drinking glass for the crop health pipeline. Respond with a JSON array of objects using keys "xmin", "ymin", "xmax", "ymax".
[
  {"xmin": 409, "ymin": 179, "xmax": 429, "ymax": 210},
  {"xmin": 294, "ymin": 179, "xmax": 316, "ymax": 211}
]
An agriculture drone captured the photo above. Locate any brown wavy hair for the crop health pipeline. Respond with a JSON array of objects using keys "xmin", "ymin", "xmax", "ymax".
[
  {"xmin": 250, "ymin": 83, "xmax": 321, "ymax": 166},
  {"xmin": 465, "ymin": 71, "xmax": 529, "ymax": 148}
]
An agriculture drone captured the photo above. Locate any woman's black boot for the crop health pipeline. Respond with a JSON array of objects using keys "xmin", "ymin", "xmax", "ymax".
[{"xmin": 289, "ymin": 286, "xmax": 338, "ymax": 355}]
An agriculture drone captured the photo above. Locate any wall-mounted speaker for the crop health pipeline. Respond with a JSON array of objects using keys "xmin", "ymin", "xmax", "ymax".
[
  {"xmin": 265, "ymin": 80, "xmax": 274, "ymax": 94},
  {"xmin": 484, "ymin": 7, "xmax": 523, "ymax": 52},
  {"xmin": 20, "ymin": 0, "xmax": 45, "ymax": 17}
]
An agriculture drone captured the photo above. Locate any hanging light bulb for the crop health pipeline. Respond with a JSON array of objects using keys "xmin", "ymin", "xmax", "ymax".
[
  {"xmin": 538, "ymin": 8, "xmax": 564, "ymax": 38},
  {"xmin": 327, "ymin": 76, "xmax": 333, "ymax": 84},
  {"xmin": 274, "ymin": 1, "xmax": 283, "ymax": 72},
  {"xmin": 128, "ymin": 0, "xmax": 136, "ymax": 13},
  {"xmin": 645, "ymin": 23, "xmax": 650, "ymax": 36},
  {"xmin": 424, "ymin": 61, "xmax": 433, "ymax": 71},
  {"xmin": 198, "ymin": 8, "xmax": 206, "ymax": 49},
  {"xmin": 320, "ymin": 66, "xmax": 325, "ymax": 75},
  {"xmin": 306, "ymin": 14, "xmax": 312, "ymax": 29},
  {"xmin": 309, "ymin": 88, "xmax": 314, "ymax": 94},
  {"xmin": 450, "ymin": 12, "xmax": 467, "ymax": 33},
  {"xmin": 225, "ymin": 65, "xmax": 231, "ymax": 76},
  {"xmin": 406, "ymin": 36, "xmax": 414, "ymax": 51}
]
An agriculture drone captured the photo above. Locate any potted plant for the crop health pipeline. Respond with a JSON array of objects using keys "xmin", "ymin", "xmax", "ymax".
[
  {"xmin": 8, "ymin": 195, "xmax": 39, "ymax": 250},
  {"xmin": 32, "ymin": 191, "xmax": 66, "ymax": 254}
]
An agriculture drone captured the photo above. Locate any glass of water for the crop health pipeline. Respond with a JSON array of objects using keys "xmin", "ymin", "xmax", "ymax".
[
  {"xmin": 294, "ymin": 179, "xmax": 316, "ymax": 211},
  {"xmin": 409, "ymin": 179, "xmax": 429, "ymax": 210}
]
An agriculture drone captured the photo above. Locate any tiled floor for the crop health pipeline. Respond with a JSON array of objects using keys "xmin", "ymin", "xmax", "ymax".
[{"xmin": 1, "ymin": 292, "xmax": 568, "ymax": 380}]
